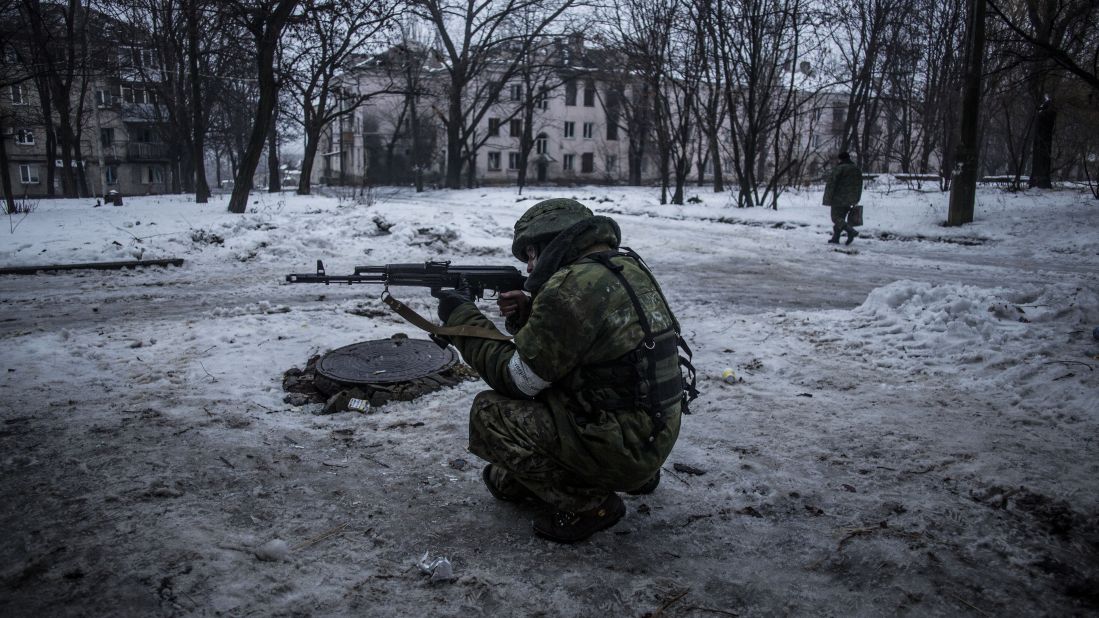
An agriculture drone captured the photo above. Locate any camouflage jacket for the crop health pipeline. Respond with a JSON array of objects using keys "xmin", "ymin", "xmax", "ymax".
[
  {"xmin": 823, "ymin": 162, "xmax": 863, "ymax": 207},
  {"xmin": 445, "ymin": 218, "xmax": 681, "ymax": 488}
]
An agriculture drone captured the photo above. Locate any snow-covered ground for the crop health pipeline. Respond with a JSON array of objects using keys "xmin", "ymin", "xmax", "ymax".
[{"xmin": 1, "ymin": 184, "xmax": 1096, "ymax": 616}]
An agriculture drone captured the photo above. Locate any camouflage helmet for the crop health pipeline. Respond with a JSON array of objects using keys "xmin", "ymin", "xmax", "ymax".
[{"xmin": 511, "ymin": 198, "xmax": 593, "ymax": 262}]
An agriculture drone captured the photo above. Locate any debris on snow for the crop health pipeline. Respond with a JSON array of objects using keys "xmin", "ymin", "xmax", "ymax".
[
  {"xmin": 417, "ymin": 552, "xmax": 456, "ymax": 583},
  {"xmin": 254, "ymin": 539, "xmax": 291, "ymax": 562}
]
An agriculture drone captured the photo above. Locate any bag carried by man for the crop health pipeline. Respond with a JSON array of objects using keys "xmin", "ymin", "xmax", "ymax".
[{"xmin": 848, "ymin": 204, "xmax": 864, "ymax": 227}]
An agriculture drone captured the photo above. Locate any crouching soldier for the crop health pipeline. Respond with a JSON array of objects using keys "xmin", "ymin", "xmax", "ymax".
[{"xmin": 432, "ymin": 199, "xmax": 695, "ymax": 543}]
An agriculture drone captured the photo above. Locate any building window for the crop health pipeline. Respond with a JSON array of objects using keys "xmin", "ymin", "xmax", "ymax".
[
  {"xmin": 99, "ymin": 127, "xmax": 115, "ymax": 147},
  {"xmin": 535, "ymin": 133, "xmax": 548, "ymax": 154},
  {"xmin": 606, "ymin": 121, "xmax": 618, "ymax": 140},
  {"xmin": 145, "ymin": 165, "xmax": 163, "ymax": 184},
  {"xmin": 105, "ymin": 165, "xmax": 118, "ymax": 185},
  {"xmin": 606, "ymin": 155, "xmax": 617, "ymax": 173},
  {"xmin": 488, "ymin": 118, "xmax": 500, "ymax": 137},
  {"xmin": 11, "ymin": 84, "xmax": 27, "ymax": 105},
  {"xmin": 509, "ymin": 119, "xmax": 522, "ymax": 137},
  {"xmin": 95, "ymin": 89, "xmax": 114, "ymax": 107},
  {"xmin": 510, "ymin": 84, "xmax": 522, "ymax": 101},
  {"xmin": 19, "ymin": 164, "xmax": 39, "ymax": 184},
  {"xmin": 536, "ymin": 91, "xmax": 548, "ymax": 110},
  {"xmin": 582, "ymin": 122, "xmax": 593, "ymax": 139},
  {"xmin": 508, "ymin": 152, "xmax": 520, "ymax": 170},
  {"xmin": 488, "ymin": 152, "xmax": 501, "ymax": 171},
  {"xmin": 565, "ymin": 80, "xmax": 576, "ymax": 106},
  {"xmin": 120, "ymin": 46, "xmax": 159, "ymax": 70},
  {"xmin": 15, "ymin": 129, "xmax": 34, "ymax": 145},
  {"xmin": 831, "ymin": 106, "xmax": 845, "ymax": 131},
  {"xmin": 562, "ymin": 154, "xmax": 574, "ymax": 171},
  {"xmin": 122, "ymin": 85, "xmax": 156, "ymax": 105},
  {"xmin": 583, "ymin": 81, "xmax": 595, "ymax": 107},
  {"xmin": 564, "ymin": 121, "xmax": 575, "ymax": 138},
  {"xmin": 581, "ymin": 152, "xmax": 594, "ymax": 173}
]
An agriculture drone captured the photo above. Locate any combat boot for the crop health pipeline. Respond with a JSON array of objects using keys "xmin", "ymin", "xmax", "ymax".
[
  {"xmin": 482, "ymin": 464, "xmax": 541, "ymax": 503},
  {"xmin": 626, "ymin": 469, "xmax": 660, "ymax": 495},
  {"xmin": 532, "ymin": 493, "xmax": 626, "ymax": 544}
]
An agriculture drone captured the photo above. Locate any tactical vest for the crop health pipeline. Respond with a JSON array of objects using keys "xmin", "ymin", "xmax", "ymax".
[{"xmin": 577, "ymin": 249, "xmax": 699, "ymax": 447}]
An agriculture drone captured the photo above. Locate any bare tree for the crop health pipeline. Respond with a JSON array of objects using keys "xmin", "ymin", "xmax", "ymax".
[
  {"xmin": 224, "ymin": 0, "xmax": 299, "ymax": 213},
  {"xmin": 607, "ymin": 0, "xmax": 681, "ymax": 203},
  {"xmin": 908, "ymin": 0, "xmax": 965, "ymax": 180},
  {"xmin": 0, "ymin": 0, "xmax": 26, "ymax": 211},
  {"xmin": 284, "ymin": 0, "xmax": 396, "ymax": 195},
  {"xmin": 692, "ymin": 0, "xmax": 729, "ymax": 193},
  {"xmin": 19, "ymin": 0, "xmax": 103, "ymax": 198},
  {"xmin": 824, "ymin": 0, "xmax": 914, "ymax": 170},
  {"xmin": 508, "ymin": 26, "xmax": 579, "ymax": 193},
  {"xmin": 987, "ymin": 0, "xmax": 1099, "ymax": 188},
  {"xmin": 108, "ymin": 0, "xmax": 227, "ymax": 202},
  {"xmin": 709, "ymin": 0, "xmax": 810, "ymax": 208},
  {"xmin": 374, "ymin": 25, "xmax": 441, "ymax": 192},
  {"xmin": 661, "ymin": 0, "xmax": 707, "ymax": 204},
  {"xmin": 988, "ymin": 0, "xmax": 1099, "ymax": 92},
  {"xmin": 410, "ymin": 0, "xmax": 578, "ymax": 190}
]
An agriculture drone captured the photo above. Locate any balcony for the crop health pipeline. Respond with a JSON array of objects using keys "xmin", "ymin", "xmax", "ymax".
[
  {"xmin": 121, "ymin": 103, "xmax": 167, "ymax": 123},
  {"xmin": 126, "ymin": 142, "xmax": 171, "ymax": 161}
]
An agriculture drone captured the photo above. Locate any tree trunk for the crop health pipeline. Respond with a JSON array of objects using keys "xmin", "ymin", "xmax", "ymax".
[
  {"xmin": 628, "ymin": 139, "xmax": 644, "ymax": 185},
  {"xmin": 517, "ymin": 96, "xmax": 536, "ymax": 194},
  {"xmin": 228, "ymin": 147, "xmax": 238, "ymax": 179},
  {"xmin": 267, "ymin": 108, "xmax": 281, "ymax": 192},
  {"xmin": 56, "ymin": 125, "xmax": 78, "ymax": 198},
  {"xmin": 947, "ymin": 0, "xmax": 985, "ymax": 225},
  {"xmin": 409, "ymin": 96, "xmax": 423, "ymax": 192},
  {"xmin": 171, "ymin": 154, "xmax": 183, "ymax": 193},
  {"xmin": 44, "ymin": 128, "xmax": 57, "ymax": 197},
  {"xmin": 464, "ymin": 150, "xmax": 476, "ymax": 188},
  {"xmin": 214, "ymin": 148, "xmax": 222, "ymax": 188},
  {"xmin": 298, "ymin": 123, "xmax": 320, "ymax": 195},
  {"xmin": 186, "ymin": 0, "xmax": 210, "ymax": 203},
  {"xmin": 1028, "ymin": 95, "xmax": 1055, "ymax": 188},
  {"xmin": 710, "ymin": 131, "xmax": 724, "ymax": 192},
  {"xmin": 228, "ymin": 0, "xmax": 297, "ymax": 213},
  {"xmin": 445, "ymin": 86, "xmax": 464, "ymax": 189},
  {"xmin": 0, "ymin": 115, "xmax": 14, "ymax": 213}
]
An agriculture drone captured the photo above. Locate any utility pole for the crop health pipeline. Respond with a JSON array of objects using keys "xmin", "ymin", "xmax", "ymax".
[{"xmin": 947, "ymin": 0, "xmax": 986, "ymax": 226}]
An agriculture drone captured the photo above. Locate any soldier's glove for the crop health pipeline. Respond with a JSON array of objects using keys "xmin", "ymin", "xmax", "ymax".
[{"xmin": 432, "ymin": 284, "xmax": 475, "ymax": 323}]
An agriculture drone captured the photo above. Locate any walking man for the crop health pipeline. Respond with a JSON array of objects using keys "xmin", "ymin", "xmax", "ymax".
[{"xmin": 822, "ymin": 151, "xmax": 862, "ymax": 245}]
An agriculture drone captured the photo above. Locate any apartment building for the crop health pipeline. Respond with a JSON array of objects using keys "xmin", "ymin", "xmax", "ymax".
[
  {"xmin": 313, "ymin": 50, "xmax": 656, "ymax": 188},
  {"xmin": 2, "ymin": 45, "xmax": 172, "ymax": 201},
  {"xmin": 312, "ymin": 38, "xmax": 935, "ymax": 189}
]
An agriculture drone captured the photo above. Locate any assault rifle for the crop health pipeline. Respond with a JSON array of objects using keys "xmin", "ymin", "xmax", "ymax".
[
  {"xmin": 285, "ymin": 260, "xmax": 526, "ymax": 346},
  {"xmin": 285, "ymin": 260, "xmax": 526, "ymax": 299}
]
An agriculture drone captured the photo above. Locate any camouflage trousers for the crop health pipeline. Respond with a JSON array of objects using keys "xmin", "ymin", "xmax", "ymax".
[{"xmin": 467, "ymin": 390, "xmax": 607, "ymax": 512}]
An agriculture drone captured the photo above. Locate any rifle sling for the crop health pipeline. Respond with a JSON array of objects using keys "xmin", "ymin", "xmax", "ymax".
[{"xmin": 382, "ymin": 294, "xmax": 513, "ymax": 342}]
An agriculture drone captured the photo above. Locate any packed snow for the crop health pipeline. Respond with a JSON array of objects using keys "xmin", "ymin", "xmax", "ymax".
[{"xmin": 1, "ymin": 183, "xmax": 1096, "ymax": 616}]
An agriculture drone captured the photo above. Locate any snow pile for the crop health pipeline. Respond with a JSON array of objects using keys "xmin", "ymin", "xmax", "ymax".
[{"xmin": 823, "ymin": 280, "xmax": 1099, "ymax": 422}]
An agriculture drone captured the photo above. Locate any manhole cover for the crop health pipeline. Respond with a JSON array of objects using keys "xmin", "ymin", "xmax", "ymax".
[{"xmin": 315, "ymin": 338, "xmax": 458, "ymax": 386}]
